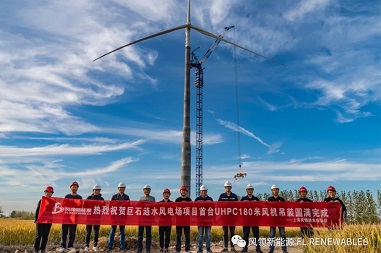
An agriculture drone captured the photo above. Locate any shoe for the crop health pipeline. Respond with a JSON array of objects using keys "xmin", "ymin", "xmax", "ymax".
[
  {"xmin": 93, "ymin": 246, "xmax": 98, "ymax": 252},
  {"xmin": 58, "ymin": 248, "xmax": 66, "ymax": 253},
  {"xmin": 231, "ymin": 248, "xmax": 237, "ymax": 252},
  {"xmin": 221, "ymin": 248, "xmax": 228, "ymax": 252},
  {"xmin": 106, "ymin": 249, "xmax": 112, "ymax": 252},
  {"xmin": 198, "ymin": 250, "xmax": 203, "ymax": 253},
  {"xmin": 207, "ymin": 250, "xmax": 212, "ymax": 253},
  {"xmin": 84, "ymin": 246, "xmax": 89, "ymax": 252}
]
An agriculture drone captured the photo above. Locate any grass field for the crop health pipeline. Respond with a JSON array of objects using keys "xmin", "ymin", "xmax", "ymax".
[{"xmin": 0, "ymin": 219, "xmax": 380, "ymax": 253}]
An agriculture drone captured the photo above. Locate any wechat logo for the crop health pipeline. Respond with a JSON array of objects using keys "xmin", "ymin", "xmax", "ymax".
[{"xmin": 231, "ymin": 235, "xmax": 246, "ymax": 248}]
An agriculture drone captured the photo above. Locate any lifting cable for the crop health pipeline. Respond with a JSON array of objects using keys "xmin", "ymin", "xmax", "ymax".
[{"xmin": 233, "ymin": 29, "xmax": 242, "ymax": 173}]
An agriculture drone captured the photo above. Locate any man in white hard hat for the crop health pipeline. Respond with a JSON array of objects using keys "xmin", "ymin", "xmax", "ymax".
[
  {"xmin": 84, "ymin": 184, "xmax": 104, "ymax": 252},
  {"xmin": 107, "ymin": 182, "xmax": 130, "ymax": 252},
  {"xmin": 218, "ymin": 181, "xmax": 239, "ymax": 252},
  {"xmin": 138, "ymin": 185, "xmax": 156, "ymax": 253},
  {"xmin": 241, "ymin": 184, "xmax": 262, "ymax": 253},
  {"xmin": 268, "ymin": 185, "xmax": 288, "ymax": 253},
  {"xmin": 195, "ymin": 185, "xmax": 213, "ymax": 253}
]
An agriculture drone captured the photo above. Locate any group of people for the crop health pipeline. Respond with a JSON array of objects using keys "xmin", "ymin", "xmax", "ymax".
[{"xmin": 33, "ymin": 181, "xmax": 347, "ymax": 253}]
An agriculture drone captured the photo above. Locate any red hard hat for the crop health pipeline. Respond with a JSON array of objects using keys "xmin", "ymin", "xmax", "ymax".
[
  {"xmin": 327, "ymin": 186, "xmax": 336, "ymax": 192},
  {"xmin": 298, "ymin": 186, "xmax": 307, "ymax": 193},
  {"xmin": 70, "ymin": 181, "xmax": 79, "ymax": 188},
  {"xmin": 180, "ymin": 185, "xmax": 188, "ymax": 192},
  {"xmin": 44, "ymin": 186, "xmax": 54, "ymax": 193},
  {"xmin": 163, "ymin": 188, "xmax": 171, "ymax": 194}
]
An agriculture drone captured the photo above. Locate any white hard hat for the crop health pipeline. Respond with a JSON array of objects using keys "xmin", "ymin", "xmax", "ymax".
[
  {"xmin": 246, "ymin": 184, "xmax": 254, "ymax": 189},
  {"xmin": 200, "ymin": 185, "xmax": 208, "ymax": 191},
  {"xmin": 143, "ymin": 184, "xmax": 151, "ymax": 189},
  {"xmin": 118, "ymin": 182, "xmax": 126, "ymax": 188},
  {"xmin": 224, "ymin": 181, "xmax": 232, "ymax": 187},
  {"xmin": 93, "ymin": 184, "xmax": 101, "ymax": 190},
  {"xmin": 271, "ymin": 184, "xmax": 279, "ymax": 190}
]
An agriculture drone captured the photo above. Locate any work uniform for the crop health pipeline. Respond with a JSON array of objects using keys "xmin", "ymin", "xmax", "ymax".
[
  {"xmin": 268, "ymin": 196, "xmax": 287, "ymax": 252},
  {"xmin": 108, "ymin": 193, "xmax": 130, "ymax": 251},
  {"xmin": 159, "ymin": 198, "xmax": 172, "ymax": 251},
  {"xmin": 195, "ymin": 195, "xmax": 214, "ymax": 253},
  {"xmin": 61, "ymin": 193, "xmax": 82, "ymax": 250},
  {"xmin": 296, "ymin": 197, "xmax": 314, "ymax": 237},
  {"xmin": 218, "ymin": 192, "xmax": 238, "ymax": 250},
  {"xmin": 85, "ymin": 193, "xmax": 104, "ymax": 248},
  {"xmin": 241, "ymin": 195, "xmax": 261, "ymax": 252},
  {"xmin": 175, "ymin": 196, "xmax": 192, "ymax": 252}
]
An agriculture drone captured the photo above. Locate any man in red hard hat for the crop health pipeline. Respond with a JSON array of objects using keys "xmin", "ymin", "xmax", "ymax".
[
  {"xmin": 324, "ymin": 186, "xmax": 347, "ymax": 225},
  {"xmin": 296, "ymin": 186, "xmax": 314, "ymax": 237},
  {"xmin": 59, "ymin": 181, "xmax": 82, "ymax": 252},
  {"xmin": 159, "ymin": 189, "xmax": 172, "ymax": 253},
  {"xmin": 175, "ymin": 186, "xmax": 192, "ymax": 253},
  {"xmin": 34, "ymin": 186, "xmax": 54, "ymax": 253}
]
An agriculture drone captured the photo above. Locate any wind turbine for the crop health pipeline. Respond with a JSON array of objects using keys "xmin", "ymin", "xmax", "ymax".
[{"xmin": 94, "ymin": 0, "xmax": 284, "ymax": 197}]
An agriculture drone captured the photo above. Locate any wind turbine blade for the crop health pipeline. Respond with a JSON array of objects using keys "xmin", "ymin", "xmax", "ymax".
[
  {"xmin": 190, "ymin": 25, "xmax": 285, "ymax": 66},
  {"xmin": 93, "ymin": 24, "xmax": 189, "ymax": 62}
]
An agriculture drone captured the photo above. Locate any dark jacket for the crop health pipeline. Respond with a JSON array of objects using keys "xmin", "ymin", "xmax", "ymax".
[
  {"xmin": 195, "ymin": 196, "xmax": 213, "ymax": 201},
  {"xmin": 296, "ymin": 197, "xmax": 313, "ymax": 202},
  {"xmin": 268, "ymin": 196, "xmax": 285, "ymax": 202},
  {"xmin": 87, "ymin": 194, "xmax": 104, "ymax": 201},
  {"xmin": 111, "ymin": 193, "xmax": 130, "ymax": 201},
  {"xmin": 218, "ymin": 192, "xmax": 238, "ymax": 201},
  {"xmin": 175, "ymin": 196, "xmax": 192, "ymax": 202},
  {"xmin": 241, "ymin": 195, "xmax": 259, "ymax": 201}
]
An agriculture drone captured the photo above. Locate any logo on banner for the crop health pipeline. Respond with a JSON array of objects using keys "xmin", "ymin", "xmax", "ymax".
[
  {"xmin": 52, "ymin": 202, "xmax": 64, "ymax": 214},
  {"xmin": 231, "ymin": 235, "xmax": 246, "ymax": 248}
]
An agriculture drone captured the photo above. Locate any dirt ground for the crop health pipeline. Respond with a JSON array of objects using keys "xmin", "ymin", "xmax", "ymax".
[{"xmin": 1, "ymin": 237, "xmax": 304, "ymax": 253}]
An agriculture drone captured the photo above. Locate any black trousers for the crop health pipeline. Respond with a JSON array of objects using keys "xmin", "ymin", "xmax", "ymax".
[
  {"xmin": 176, "ymin": 226, "xmax": 190, "ymax": 251},
  {"xmin": 138, "ymin": 226, "xmax": 152, "ymax": 251},
  {"xmin": 34, "ymin": 223, "xmax": 52, "ymax": 251},
  {"xmin": 243, "ymin": 226, "xmax": 260, "ymax": 250},
  {"xmin": 85, "ymin": 225, "xmax": 100, "ymax": 247},
  {"xmin": 300, "ymin": 227, "xmax": 314, "ymax": 237},
  {"xmin": 159, "ymin": 226, "xmax": 171, "ymax": 249},
  {"xmin": 61, "ymin": 224, "xmax": 77, "ymax": 248},
  {"xmin": 223, "ymin": 226, "xmax": 235, "ymax": 248}
]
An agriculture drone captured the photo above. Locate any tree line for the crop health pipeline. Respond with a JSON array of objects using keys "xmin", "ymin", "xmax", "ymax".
[{"xmin": 1, "ymin": 190, "xmax": 380, "ymax": 223}]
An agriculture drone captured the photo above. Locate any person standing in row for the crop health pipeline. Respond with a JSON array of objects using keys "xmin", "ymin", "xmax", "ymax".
[
  {"xmin": 59, "ymin": 181, "xmax": 82, "ymax": 253},
  {"xmin": 241, "ymin": 184, "xmax": 263, "ymax": 253},
  {"xmin": 34, "ymin": 186, "xmax": 54, "ymax": 253},
  {"xmin": 218, "ymin": 181, "xmax": 238, "ymax": 252},
  {"xmin": 268, "ymin": 185, "xmax": 288, "ymax": 253},
  {"xmin": 159, "ymin": 189, "xmax": 172, "ymax": 253},
  {"xmin": 138, "ymin": 185, "xmax": 156, "ymax": 253},
  {"xmin": 324, "ymin": 186, "xmax": 347, "ymax": 225},
  {"xmin": 195, "ymin": 185, "xmax": 213, "ymax": 253},
  {"xmin": 107, "ymin": 182, "xmax": 130, "ymax": 252},
  {"xmin": 175, "ymin": 186, "xmax": 192, "ymax": 253},
  {"xmin": 84, "ymin": 184, "xmax": 104, "ymax": 252},
  {"xmin": 296, "ymin": 186, "xmax": 314, "ymax": 237}
]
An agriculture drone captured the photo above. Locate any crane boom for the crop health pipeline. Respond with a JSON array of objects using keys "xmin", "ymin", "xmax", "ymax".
[{"xmin": 191, "ymin": 26, "xmax": 234, "ymax": 197}]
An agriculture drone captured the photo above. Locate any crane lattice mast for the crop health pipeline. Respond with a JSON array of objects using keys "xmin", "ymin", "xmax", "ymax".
[{"xmin": 191, "ymin": 26, "xmax": 234, "ymax": 197}]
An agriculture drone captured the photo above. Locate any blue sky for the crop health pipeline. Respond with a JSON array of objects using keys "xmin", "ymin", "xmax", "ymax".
[{"xmin": 0, "ymin": 0, "xmax": 380, "ymax": 215}]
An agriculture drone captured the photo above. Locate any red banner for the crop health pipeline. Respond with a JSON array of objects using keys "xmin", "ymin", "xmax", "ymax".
[{"xmin": 38, "ymin": 197, "xmax": 341, "ymax": 227}]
